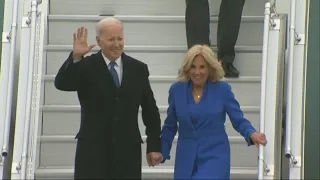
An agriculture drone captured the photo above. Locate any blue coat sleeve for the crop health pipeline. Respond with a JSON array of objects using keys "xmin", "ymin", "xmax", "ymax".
[
  {"xmin": 224, "ymin": 83, "xmax": 256, "ymax": 146},
  {"xmin": 161, "ymin": 84, "xmax": 178, "ymax": 161}
]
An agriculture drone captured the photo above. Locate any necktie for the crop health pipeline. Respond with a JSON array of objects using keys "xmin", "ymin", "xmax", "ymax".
[{"xmin": 109, "ymin": 61, "xmax": 120, "ymax": 88}]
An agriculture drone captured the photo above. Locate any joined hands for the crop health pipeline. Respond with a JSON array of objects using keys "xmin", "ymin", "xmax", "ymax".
[{"xmin": 146, "ymin": 152, "xmax": 163, "ymax": 167}]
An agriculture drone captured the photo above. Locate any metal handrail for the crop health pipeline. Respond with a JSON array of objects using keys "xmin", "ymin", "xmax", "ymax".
[
  {"xmin": 269, "ymin": 0, "xmax": 276, "ymax": 7},
  {"xmin": 27, "ymin": 11, "xmax": 45, "ymax": 179},
  {"xmin": 20, "ymin": 0, "xmax": 40, "ymax": 179},
  {"xmin": 0, "ymin": 0, "xmax": 12, "ymax": 169},
  {"xmin": 1, "ymin": 0, "xmax": 20, "ymax": 157},
  {"xmin": 0, "ymin": 1, "xmax": 15, "ymax": 178},
  {"xmin": 284, "ymin": 0, "xmax": 296, "ymax": 161},
  {"xmin": 10, "ymin": 15, "xmax": 32, "ymax": 179},
  {"xmin": 258, "ymin": 2, "xmax": 272, "ymax": 179},
  {"xmin": 29, "ymin": 6, "xmax": 47, "ymax": 178}
]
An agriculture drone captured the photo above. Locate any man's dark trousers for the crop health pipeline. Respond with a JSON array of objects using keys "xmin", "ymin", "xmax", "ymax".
[{"xmin": 185, "ymin": 0, "xmax": 246, "ymax": 64}]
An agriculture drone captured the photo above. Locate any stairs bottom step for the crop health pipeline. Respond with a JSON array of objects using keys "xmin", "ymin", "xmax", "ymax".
[{"xmin": 35, "ymin": 167, "xmax": 258, "ymax": 179}]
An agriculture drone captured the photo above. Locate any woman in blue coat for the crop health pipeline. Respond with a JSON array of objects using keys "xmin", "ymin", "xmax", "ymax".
[{"xmin": 160, "ymin": 45, "xmax": 267, "ymax": 179}]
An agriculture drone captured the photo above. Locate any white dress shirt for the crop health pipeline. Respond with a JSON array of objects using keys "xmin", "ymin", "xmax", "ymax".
[
  {"xmin": 101, "ymin": 52, "xmax": 123, "ymax": 85},
  {"xmin": 73, "ymin": 52, "xmax": 123, "ymax": 84}
]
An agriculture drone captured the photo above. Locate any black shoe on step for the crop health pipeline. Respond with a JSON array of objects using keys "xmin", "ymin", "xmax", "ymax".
[{"xmin": 222, "ymin": 62, "xmax": 240, "ymax": 78}]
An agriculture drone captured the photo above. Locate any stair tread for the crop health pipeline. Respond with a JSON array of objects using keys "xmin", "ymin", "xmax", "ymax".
[
  {"xmin": 45, "ymin": 45, "xmax": 263, "ymax": 52},
  {"xmin": 48, "ymin": 14, "xmax": 264, "ymax": 22},
  {"xmin": 35, "ymin": 166, "xmax": 258, "ymax": 180},
  {"xmin": 49, "ymin": 0, "xmax": 265, "ymax": 17},
  {"xmin": 44, "ymin": 74, "xmax": 261, "ymax": 82},
  {"xmin": 39, "ymin": 135, "xmax": 248, "ymax": 141},
  {"xmin": 40, "ymin": 105, "xmax": 260, "ymax": 111},
  {"xmin": 35, "ymin": 166, "xmax": 257, "ymax": 172}
]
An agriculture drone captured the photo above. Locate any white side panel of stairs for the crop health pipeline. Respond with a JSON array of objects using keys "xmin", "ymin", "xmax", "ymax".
[
  {"xmin": 258, "ymin": 13, "xmax": 288, "ymax": 179},
  {"xmin": 9, "ymin": 0, "xmax": 48, "ymax": 179},
  {"xmin": 35, "ymin": 0, "xmax": 268, "ymax": 179},
  {"xmin": 286, "ymin": 0, "xmax": 309, "ymax": 179}
]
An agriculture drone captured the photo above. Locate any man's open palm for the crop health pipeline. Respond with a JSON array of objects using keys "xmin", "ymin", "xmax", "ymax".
[{"xmin": 73, "ymin": 27, "xmax": 96, "ymax": 59}]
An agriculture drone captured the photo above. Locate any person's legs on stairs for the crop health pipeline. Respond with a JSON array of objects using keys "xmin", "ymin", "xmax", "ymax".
[
  {"xmin": 185, "ymin": 0, "xmax": 210, "ymax": 49},
  {"xmin": 217, "ymin": 0, "xmax": 246, "ymax": 78}
]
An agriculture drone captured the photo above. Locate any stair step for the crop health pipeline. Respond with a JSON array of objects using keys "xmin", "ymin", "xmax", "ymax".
[
  {"xmin": 41, "ymin": 105, "xmax": 260, "ymax": 137},
  {"xmin": 35, "ymin": 166, "xmax": 258, "ymax": 179},
  {"xmin": 45, "ymin": 45, "xmax": 263, "ymax": 77},
  {"xmin": 47, "ymin": 15, "xmax": 264, "ymax": 46},
  {"xmin": 37, "ymin": 135, "xmax": 258, "ymax": 168},
  {"xmin": 45, "ymin": 44, "xmax": 262, "ymax": 51},
  {"xmin": 49, "ymin": 0, "xmax": 265, "ymax": 16},
  {"xmin": 48, "ymin": 14, "xmax": 264, "ymax": 21},
  {"xmin": 43, "ymin": 75, "xmax": 261, "ymax": 106},
  {"xmin": 35, "ymin": 0, "xmax": 267, "ymax": 177}
]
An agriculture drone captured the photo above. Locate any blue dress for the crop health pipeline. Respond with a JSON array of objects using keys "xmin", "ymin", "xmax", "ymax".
[{"xmin": 161, "ymin": 80, "xmax": 256, "ymax": 179}]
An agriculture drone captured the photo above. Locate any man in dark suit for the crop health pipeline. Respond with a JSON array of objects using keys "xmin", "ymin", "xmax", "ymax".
[
  {"xmin": 54, "ymin": 17, "xmax": 163, "ymax": 179},
  {"xmin": 185, "ymin": 0, "xmax": 246, "ymax": 78}
]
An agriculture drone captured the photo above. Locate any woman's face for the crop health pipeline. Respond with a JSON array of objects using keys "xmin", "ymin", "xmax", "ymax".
[{"xmin": 188, "ymin": 55, "xmax": 209, "ymax": 87}]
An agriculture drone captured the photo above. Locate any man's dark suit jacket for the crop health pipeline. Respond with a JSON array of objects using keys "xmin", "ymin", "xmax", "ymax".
[{"xmin": 54, "ymin": 51, "xmax": 161, "ymax": 179}]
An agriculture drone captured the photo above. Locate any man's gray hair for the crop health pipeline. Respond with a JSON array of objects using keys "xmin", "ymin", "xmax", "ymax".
[{"xmin": 95, "ymin": 17, "xmax": 123, "ymax": 37}]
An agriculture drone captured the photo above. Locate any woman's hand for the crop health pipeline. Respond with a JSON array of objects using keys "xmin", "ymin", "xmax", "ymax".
[{"xmin": 250, "ymin": 132, "xmax": 267, "ymax": 148}]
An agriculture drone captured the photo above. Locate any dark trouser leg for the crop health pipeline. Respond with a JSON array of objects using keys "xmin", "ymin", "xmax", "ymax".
[
  {"xmin": 217, "ymin": 0, "xmax": 245, "ymax": 64},
  {"xmin": 185, "ymin": 0, "xmax": 210, "ymax": 49},
  {"xmin": 112, "ymin": 142, "xmax": 142, "ymax": 179},
  {"xmin": 218, "ymin": 0, "xmax": 245, "ymax": 77},
  {"xmin": 74, "ymin": 140, "xmax": 112, "ymax": 179}
]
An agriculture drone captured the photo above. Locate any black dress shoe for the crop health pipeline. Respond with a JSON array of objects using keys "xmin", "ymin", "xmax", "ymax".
[{"xmin": 222, "ymin": 62, "xmax": 240, "ymax": 78}]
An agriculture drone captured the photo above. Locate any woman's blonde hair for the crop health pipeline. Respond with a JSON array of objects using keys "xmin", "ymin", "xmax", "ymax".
[{"xmin": 177, "ymin": 44, "xmax": 225, "ymax": 82}]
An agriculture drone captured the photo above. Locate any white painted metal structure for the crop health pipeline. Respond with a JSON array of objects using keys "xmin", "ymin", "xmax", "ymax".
[
  {"xmin": 0, "ymin": 0, "xmax": 310, "ymax": 179},
  {"xmin": 35, "ymin": 1, "xmax": 266, "ymax": 179},
  {"xmin": 10, "ymin": 15, "xmax": 32, "ymax": 179},
  {"xmin": 0, "ymin": 0, "xmax": 20, "ymax": 178},
  {"xmin": 9, "ymin": 0, "xmax": 47, "ymax": 179},
  {"xmin": 258, "ymin": 3, "xmax": 288, "ymax": 178},
  {"xmin": 285, "ymin": 0, "xmax": 308, "ymax": 179}
]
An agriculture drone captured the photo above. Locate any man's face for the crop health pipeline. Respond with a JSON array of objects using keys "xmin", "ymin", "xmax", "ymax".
[{"xmin": 96, "ymin": 23, "xmax": 124, "ymax": 61}]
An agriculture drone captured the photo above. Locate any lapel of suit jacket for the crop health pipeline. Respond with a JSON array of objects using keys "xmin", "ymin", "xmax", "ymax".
[
  {"xmin": 175, "ymin": 81, "xmax": 194, "ymax": 129},
  {"xmin": 118, "ymin": 53, "xmax": 132, "ymax": 93}
]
